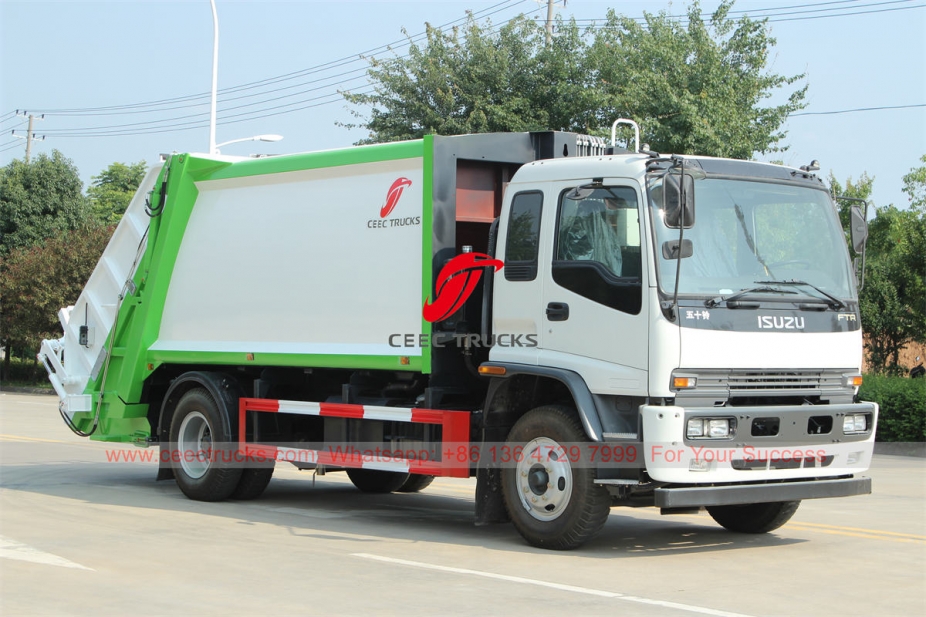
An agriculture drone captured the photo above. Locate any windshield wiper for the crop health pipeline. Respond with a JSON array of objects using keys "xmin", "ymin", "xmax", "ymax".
[
  {"xmin": 705, "ymin": 285, "xmax": 798, "ymax": 308},
  {"xmin": 755, "ymin": 279, "xmax": 847, "ymax": 310}
]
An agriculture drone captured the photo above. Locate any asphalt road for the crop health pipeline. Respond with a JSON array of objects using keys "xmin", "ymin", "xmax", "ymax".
[{"xmin": 2, "ymin": 392, "xmax": 924, "ymax": 616}]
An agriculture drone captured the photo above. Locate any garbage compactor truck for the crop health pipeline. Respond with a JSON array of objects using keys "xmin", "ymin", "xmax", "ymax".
[{"xmin": 41, "ymin": 122, "xmax": 877, "ymax": 549}]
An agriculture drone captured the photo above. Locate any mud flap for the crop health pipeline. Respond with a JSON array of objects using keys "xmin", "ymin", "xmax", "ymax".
[
  {"xmin": 475, "ymin": 466, "xmax": 509, "ymax": 525},
  {"xmin": 156, "ymin": 451, "xmax": 175, "ymax": 481}
]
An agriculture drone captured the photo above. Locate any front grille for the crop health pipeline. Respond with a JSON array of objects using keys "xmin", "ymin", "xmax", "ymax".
[{"xmin": 676, "ymin": 368, "xmax": 855, "ymax": 406}]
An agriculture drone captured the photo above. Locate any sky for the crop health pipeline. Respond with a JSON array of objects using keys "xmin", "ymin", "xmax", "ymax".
[{"xmin": 1, "ymin": 0, "xmax": 924, "ymax": 212}]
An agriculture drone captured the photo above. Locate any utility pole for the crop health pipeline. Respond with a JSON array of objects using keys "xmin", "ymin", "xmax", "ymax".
[
  {"xmin": 545, "ymin": 0, "xmax": 555, "ymax": 46},
  {"xmin": 11, "ymin": 111, "xmax": 45, "ymax": 162},
  {"xmin": 209, "ymin": 0, "xmax": 219, "ymax": 154},
  {"xmin": 544, "ymin": 0, "xmax": 565, "ymax": 46}
]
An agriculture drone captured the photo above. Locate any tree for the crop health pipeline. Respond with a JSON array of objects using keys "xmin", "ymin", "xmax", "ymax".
[
  {"xmin": 0, "ymin": 150, "xmax": 89, "ymax": 257},
  {"xmin": 343, "ymin": 1, "xmax": 806, "ymax": 158},
  {"xmin": 829, "ymin": 172, "xmax": 874, "ymax": 231},
  {"xmin": 860, "ymin": 206, "xmax": 926, "ymax": 372},
  {"xmin": 588, "ymin": 1, "xmax": 806, "ymax": 157},
  {"xmin": 837, "ymin": 159, "xmax": 926, "ymax": 374},
  {"xmin": 0, "ymin": 223, "xmax": 114, "ymax": 378},
  {"xmin": 902, "ymin": 154, "xmax": 926, "ymax": 213},
  {"xmin": 342, "ymin": 16, "xmax": 593, "ymax": 142},
  {"xmin": 87, "ymin": 161, "xmax": 147, "ymax": 224}
]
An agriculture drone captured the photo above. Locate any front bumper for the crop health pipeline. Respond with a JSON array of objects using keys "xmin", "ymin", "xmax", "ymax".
[
  {"xmin": 641, "ymin": 402, "xmax": 878, "ymax": 483},
  {"xmin": 655, "ymin": 476, "xmax": 871, "ymax": 508}
]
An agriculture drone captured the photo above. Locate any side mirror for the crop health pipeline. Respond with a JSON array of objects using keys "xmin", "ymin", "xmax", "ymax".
[
  {"xmin": 662, "ymin": 239, "xmax": 693, "ymax": 259},
  {"xmin": 849, "ymin": 204, "xmax": 868, "ymax": 253},
  {"xmin": 664, "ymin": 173, "xmax": 695, "ymax": 228}
]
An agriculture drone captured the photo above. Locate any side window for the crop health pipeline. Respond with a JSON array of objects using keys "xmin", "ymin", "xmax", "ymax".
[
  {"xmin": 504, "ymin": 191, "xmax": 543, "ymax": 281},
  {"xmin": 553, "ymin": 187, "xmax": 642, "ymax": 314}
]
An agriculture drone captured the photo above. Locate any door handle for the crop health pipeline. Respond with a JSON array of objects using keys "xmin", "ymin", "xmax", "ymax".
[{"xmin": 546, "ymin": 302, "xmax": 569, "ymax": 321}]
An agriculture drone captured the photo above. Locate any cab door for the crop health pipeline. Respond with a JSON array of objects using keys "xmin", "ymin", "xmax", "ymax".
[
  {"xmin": 490, "ymin": 187, "xmax": 548, "ymax": 365},
  {"xmin": 538, "ymin": 182, "xmax": 649, "ymax": 394}
]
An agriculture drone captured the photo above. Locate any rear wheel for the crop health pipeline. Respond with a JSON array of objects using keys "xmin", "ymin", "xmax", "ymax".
[
  {"xmin": 346, "ymin": 468, "xmax": 410, "ymax": 493},
  {"xmin": 169, "ymin": 388, "xmax": 242, "ymax": 501},
  {"xmin": 397, "ymin": 474, "xmax": 435, "ymax": 493},
  {"xmin": 501, "ymin": 405, "xmax": 611, "ymax": 550},
  {"xmin": 707, "ymin": 501, "xmax": 801, "ymax": 533},
  {"xmin": 231, "ymin": 464, "xmax": 275, "ymax": 500}
]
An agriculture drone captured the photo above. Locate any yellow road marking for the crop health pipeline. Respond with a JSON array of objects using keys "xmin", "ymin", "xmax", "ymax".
[
  {"xmin": 786, "ymin": 520, "xmax": 926, "ymax": 540},
  {"xmin": 785, "ymin": 525, "xmax": 925, "ymax": 544},
  {"xmin": 0, "ymin": 434, "xmax": 74, "ymax": 445}
]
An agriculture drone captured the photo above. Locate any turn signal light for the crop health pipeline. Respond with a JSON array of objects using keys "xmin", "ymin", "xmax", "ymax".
[{"xmin": 478, "ymin": 365, "xmax": 507, "ymax": 376}]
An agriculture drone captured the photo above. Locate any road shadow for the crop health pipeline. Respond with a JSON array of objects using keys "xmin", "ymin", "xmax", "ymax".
[{"xmin": 0, "ymin": 459, "xmax": 804, "ymax": 558}]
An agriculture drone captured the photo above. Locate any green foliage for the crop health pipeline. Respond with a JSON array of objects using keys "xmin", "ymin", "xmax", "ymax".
[
  {"xmin": 87, "ymin": 160, "xmax": 147, "ymax": 224},
  {"xmin": 588, "ymin": 1, "xmax": 806, "ymax": 157},
  {"xmin": 343, "ymin": 0, "xmax": 806, "ymax": 157},
  {"xmin": 0, "ymin": 150, "xmax": 89, "ymax": 257},
  {"xmin": 2, "ymin": 354, "xmax": 48, "ymax": 386},
  {"xmin": 829, "ymin": 161, "xmax": 926, "ymax": 374},
  {"xmin": 859, "ymin": 161, "xmax": 926, "ymax": 373},
  {"xmin": 343, "ymin": 16, "xmax": 593, "ymax": 142},
  {"xmin": 829, "ymin": 172, "xmax": 873, "ymax": 232},
  {"xmin": 902, "ymin": 154, "xmax": 926, "ymax": 213},
  {"xmin": 859, "ymin": 374, "xmax": 926, "ymax": 442},
  {"xmin": 0, "ymin": 223, "xmax": 114, "ymax": 376}
]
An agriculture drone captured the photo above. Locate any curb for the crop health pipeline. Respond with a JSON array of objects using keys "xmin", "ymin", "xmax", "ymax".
[
  {"xmin": 0, "ymin": 386, "xmax": 56, "ymax": 395},
  {"xmin": 874, "ymin": 442, "xmax": 926, "ymax": 458}
]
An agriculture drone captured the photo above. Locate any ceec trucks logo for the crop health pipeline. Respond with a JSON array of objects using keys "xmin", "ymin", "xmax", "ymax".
[
  {"xmin": 381, "ymin": 177, "xmax": 413, "ymax": 218},
  {"xmin": 368, "ymin": 177, "xmax": 421, "ymax": 229},
  {"xmin": 423, "ymin": 252, "xmax": 504, "ymax": 323}
]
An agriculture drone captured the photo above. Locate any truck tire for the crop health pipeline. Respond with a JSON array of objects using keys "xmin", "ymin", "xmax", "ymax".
[
  {"xmin": 396, "ymin": 474, "xmax": 435, "ymax": 493},
  {"xmin": 707, "ymin": 501, "xmax": 801, "ymax": 534},
  {"xmin": 501, "ymin": 405, "xmax": 611, "ymax": 550},
  {"xmin": 169, "ymin": 388, "xmax": 243, "ymax": 501},
  {"xmin": 346, "ymin": 468, "xmax": 410, "ymax": 493},
  {"xmin": 231, "ymin": 464, "xmax": 275, "ymax": 500}
]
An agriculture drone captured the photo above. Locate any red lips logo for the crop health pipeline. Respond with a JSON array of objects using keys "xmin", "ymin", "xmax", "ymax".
[
  {"xmin": 381, "ymin": 177, "xmax": 413, "ymax": 218},
  {"xmin": 423, "ymin": 252, "xmax": 504, "ymax": 323}
]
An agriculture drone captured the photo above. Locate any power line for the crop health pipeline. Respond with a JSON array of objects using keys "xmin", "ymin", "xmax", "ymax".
[
  {"xmin": 766, "ymin": 2, "xmax": 924, "ymax": 22},
  {"xmin": 7, "ymin": 0, "xmax": 923, "ymax": 141},
  {"xmin": 790, "ymin": 103, "xmax": 926, "ymax": 116},
  {"xmin": 573, "ymin": 0, "xmax": 920, "ymax": 25},
  {"xmin": 26, "ymin": 0, "xmax": 528, "ymax": 116},
  {"xmin": 35, "ymin": 5, "xmax": 550, "ymax": 138}
]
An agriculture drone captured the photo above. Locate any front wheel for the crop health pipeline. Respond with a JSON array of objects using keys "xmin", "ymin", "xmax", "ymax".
[
  {"xmin": 707, "ymin": 501, "xmax": 801, "ymax": 534},
  {"xmin": 501, "ymin": 405, "xmax": 611, "ymax": 550}
]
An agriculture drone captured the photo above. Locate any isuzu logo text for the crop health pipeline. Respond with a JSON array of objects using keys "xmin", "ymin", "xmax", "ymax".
[{"xmin": 757, "ymin": 315, "xmax": 805, "ymax": 330}]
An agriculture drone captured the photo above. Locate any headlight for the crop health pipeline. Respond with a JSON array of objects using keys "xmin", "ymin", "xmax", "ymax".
[
  {"xmin": 843, "ymin": 414, "xmax": 868, "ymax": 434},
  {"xmin": 687, "ymin": 417, "xmax": 735, "ymax": 439},
  {"xmin": 709, "ymin": 419, "xmax": 730, "ymax": 438},
  {"xmin": 687, "ymin": 418, "xmax": 705, "ymax": 438}
]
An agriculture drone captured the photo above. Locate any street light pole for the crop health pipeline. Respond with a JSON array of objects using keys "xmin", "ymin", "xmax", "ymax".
[
  {"xmin": 213, "ymin": 134, "xmax": 283, "ymax": 154},
  {"xmin": 209, "ymin": 0, "xmax": 219, "ymax": 155}
]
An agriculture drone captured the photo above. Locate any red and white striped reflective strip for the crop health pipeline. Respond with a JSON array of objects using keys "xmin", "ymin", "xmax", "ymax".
[
  {"xmin": 238, "ymin": 397, "xmax": 470, "ymax": 478},
  {"xmin": 242, "ymin": 398, "xmax": 445, "ymax": 424}
]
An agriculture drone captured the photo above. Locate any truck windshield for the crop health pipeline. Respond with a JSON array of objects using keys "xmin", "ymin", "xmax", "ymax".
[{"xmin": 647, "ymin": 176, "xmax": 855, "ymax": 303}]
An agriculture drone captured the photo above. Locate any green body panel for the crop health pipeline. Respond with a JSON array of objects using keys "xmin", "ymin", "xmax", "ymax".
[{"xmin": 77, "ymin": 140, "xmax": 435, "ymax": 442}]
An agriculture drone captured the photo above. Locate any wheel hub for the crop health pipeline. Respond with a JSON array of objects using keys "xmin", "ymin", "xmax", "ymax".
[
  {"xmin": 516, "ymin": 437, "xmax": 573, "ymax": 521},
  {"xmin": 177, "ymin": 411, "xmax": 213, "ymax": 479}
]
